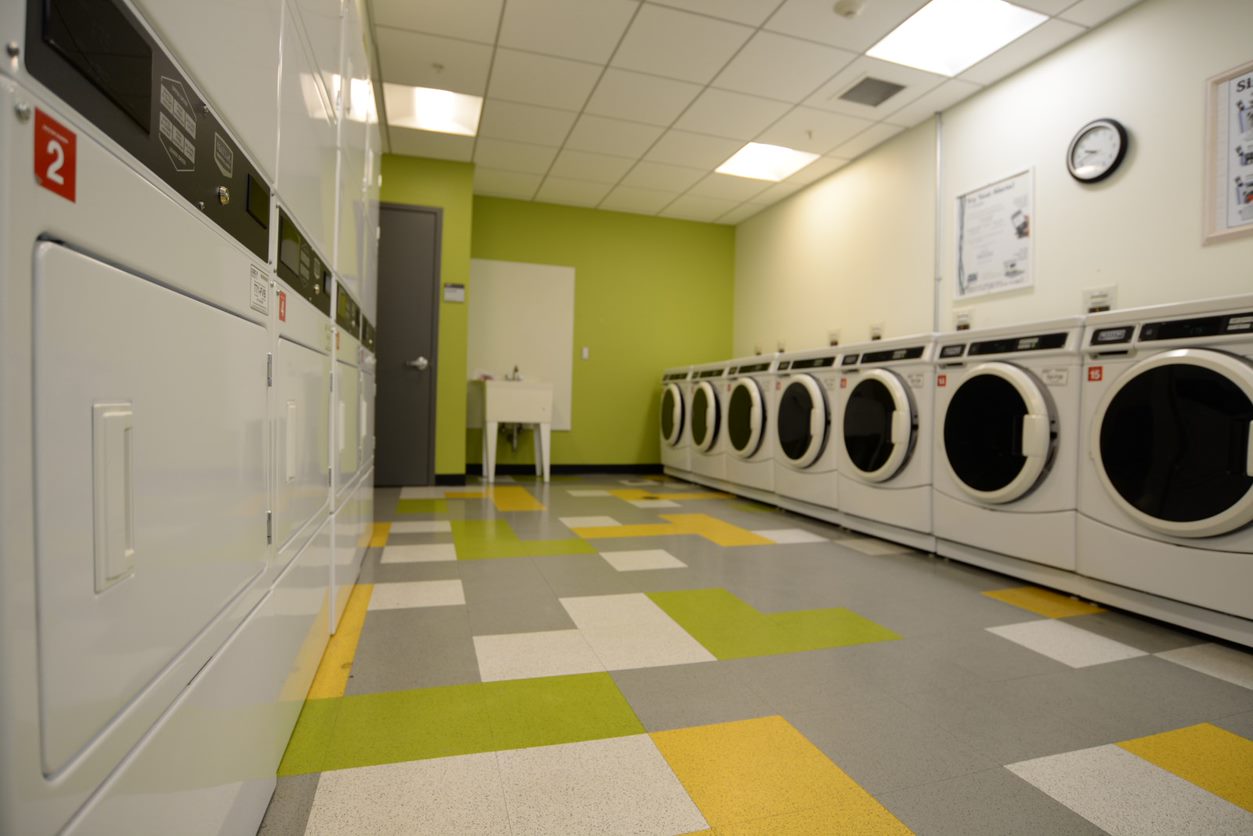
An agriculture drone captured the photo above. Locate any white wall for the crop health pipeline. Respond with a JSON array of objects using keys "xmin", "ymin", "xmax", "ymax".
[{"xmin": 734, "ymin": 0, "xmax": 1253, "ymax": 350}]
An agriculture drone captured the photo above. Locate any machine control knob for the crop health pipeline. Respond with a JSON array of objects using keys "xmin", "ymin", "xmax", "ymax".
[
  {"xmin": 406, "ymin": 357, "xmax": 430, "ymax": 371},
  {"xmin": 216, "ymin": 185, "xmax": 231, "ymax": 206}
]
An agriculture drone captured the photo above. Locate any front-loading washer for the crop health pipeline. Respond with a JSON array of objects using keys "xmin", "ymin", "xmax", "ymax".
[
  {"xmin": 772, "ymin": 347, "xmax": 842, "ymax": 525},
  {"xmin": 688, "ymin": 360, "xmax": 731, "ymax": 485},
  {"xmin": 723, "ymin": 354, "xmax": 780, "ymax": 500},
  {"xmin": 933, "ymin": 318, "xmax": 1085, "ymax": 571},
  {"xmin": 660, "ymin": 365, "xmax": 693, "ymax": 478},
  {"xmin": 1078, "ymin": 296, "xmax": 1253, "ymax": 644},
  {"xmin": 836, "ymin": 335, "xmax": 938, "ymax": 551}
]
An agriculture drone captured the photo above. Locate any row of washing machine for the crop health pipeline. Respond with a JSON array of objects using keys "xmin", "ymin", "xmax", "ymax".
[{"xmin": 661, "ymin": 295, "xmax": 1253, "ymax": 647}]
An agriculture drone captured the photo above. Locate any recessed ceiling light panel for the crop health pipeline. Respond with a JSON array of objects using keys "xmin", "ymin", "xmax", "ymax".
[
  {"xmin": 716, "ymin": 142, "xmax": 820, "ymax": 182},
  {"xmin": 866, "ymin": 0, "xmax": 1047, "ymax": 77},
  {"xmin": 383, "ymin": 83, "xmax": 483, "ymax": 136}
]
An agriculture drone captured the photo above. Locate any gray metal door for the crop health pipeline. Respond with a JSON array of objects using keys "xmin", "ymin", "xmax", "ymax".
[{"xmin": 375, "ymin": 204, "xmax": 441, "ymax": 486}]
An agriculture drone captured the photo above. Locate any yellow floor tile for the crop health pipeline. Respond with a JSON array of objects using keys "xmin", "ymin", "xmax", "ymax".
[
  {"xmin": 573, "ymin": 514, "xmax": 773, "ymax": 547},
  {"xmin": 610, "ymin": 489, "xmax": 731, "ymax": 502},
  {"xmin": 983, "ymin": 586, "xmax": 1104, "ymax": 619},
  {"xmin": 651, "ymin": 716, "xmax": 910, "ymax": 832},
  {"xmin": 447, "ymin": 486, "xmax": 545, "ymax": 512},
  {"xmin": 716, "ymin": 803, "xmax": 912, "ymax": 835},
  {"xmin": 1119, "ymin": 723, "xmax": 1253, "ymax": 812},
  {"xmin": 368, "ymin": 522, "xmax": 391, "ymax": 549},
  {"xmin": 307, "ymin": 584, "xmax": 373, "ymax": 699}
]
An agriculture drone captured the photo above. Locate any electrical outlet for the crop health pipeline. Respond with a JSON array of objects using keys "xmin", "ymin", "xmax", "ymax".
[
  {"xmin": 827, "ymin": 329, "xmax": 841, "ymax": 347},
  {"xmin": 954, "ymin": 310, "xmax": 973, "ymax": 331},
  {"xmin": 1083, "ymin": 285, "xmax": 1117, "ymax": 314},
  {"xmin": 581, "ymin": 346, "xmax": 589, "ymax": 360},
  {"xmin": 753, "ymin": 344, "xmax": 762, "ymax": 355},
  {"xmin": 869, "ymin": 323, "xmax": 884, "ymax": 341}
]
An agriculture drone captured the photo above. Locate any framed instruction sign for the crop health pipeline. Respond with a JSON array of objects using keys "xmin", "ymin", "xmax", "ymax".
[
  {"xmin": 956, "ymin": 170, "xmax": 1034, "ymax": 299},
  {"xmin": 1205, "ymin": 59, "xmax": 1253, "ymax": 244}
]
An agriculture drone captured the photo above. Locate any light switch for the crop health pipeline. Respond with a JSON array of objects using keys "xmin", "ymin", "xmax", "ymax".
[{"xmin": 581, "ymin": 346, "xmax": 589, "ymax": 360}]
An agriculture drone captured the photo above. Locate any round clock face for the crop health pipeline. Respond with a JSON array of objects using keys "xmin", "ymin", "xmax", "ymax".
[{"xmin": 1067, "ymin": 119, "xmax": 1128, "ymax": 183}]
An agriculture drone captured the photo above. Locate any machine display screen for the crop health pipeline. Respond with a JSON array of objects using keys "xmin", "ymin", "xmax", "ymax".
[
  {"xmin": 45, "ymin": 0, "xmax": 153, "ymax": 132},
  {"xmin": 246, "ymin": 175, "xmax": 270, "ymax": 228}
]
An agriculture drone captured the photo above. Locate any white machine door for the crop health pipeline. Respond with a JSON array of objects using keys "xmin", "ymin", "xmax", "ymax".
[
  {"xmin": 727, "ymin": 377, "xmax": 765, "ymax": 459},
  {"xmin": 691, "ymin": 380, "xmax": 721, "ymax": 452},
  {"xmin": 842, "ymin": 368, "xmax": 917, "ymax": 483},
  {"xmin": 942, "ymin": 362, "xmax": 1056, "ymax": 504},
  {"xmin": 1092, "ymin": 348, "xmax": 1253, "ymax": 538},
  {"xmin": 776, "ymin": 374, "xmax": 829, "ymax": 469},
  {"xmin": 274, "ymin": 337, "xmax": 331, "ymax": 552},
  {"xmin": 336, "ymin": 358, "xmax": 360, "ymax": 499},
  {"xmin": 660, "ymin": 382, "xmax": 685, "ymax": 447}
]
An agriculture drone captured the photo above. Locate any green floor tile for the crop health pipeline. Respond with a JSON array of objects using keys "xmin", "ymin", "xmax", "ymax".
[
  {"xmin": 277, "ymin": 698, "xmax": 343, "ymax": 776},
  {"xmin": 484, "ymin": 672, "xmax": 644, "ymax": 750},
  {"xmin": 396, "ymin": 499, "xmax": 449, "ymax": 514},
  {"xmin": 451, "ymin": 518, "xmax": 599, "ymax": 559},
  {"xmin": 767, "ymin": 608, "xmax": 901, "ymax": 653}
]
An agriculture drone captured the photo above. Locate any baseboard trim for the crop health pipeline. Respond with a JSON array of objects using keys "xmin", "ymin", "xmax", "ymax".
[{"xmin": 464, "ymin": 463, "xmax": 664, "ymax": 476}]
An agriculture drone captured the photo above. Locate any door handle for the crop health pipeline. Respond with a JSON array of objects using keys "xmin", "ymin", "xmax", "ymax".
[{"xmin": 406, "ymin": 356, "xmax": 429, "ymax": 371}]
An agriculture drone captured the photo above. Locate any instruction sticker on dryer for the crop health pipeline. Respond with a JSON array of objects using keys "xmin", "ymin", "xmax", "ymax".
[
  {"xmin": 249, "ymin": 265, "xmax": 269, "ymax": 315},
  {"xmin": 905, "ymin": 372, "xmax": 926, "ymax": 389},
  {"xmin": 1041, "ymin": 368, "xmax": 1069, "ymax": 386},
  {"xmin": 158, "ymin": 77, "xmax": 197, "ymax": 172}
]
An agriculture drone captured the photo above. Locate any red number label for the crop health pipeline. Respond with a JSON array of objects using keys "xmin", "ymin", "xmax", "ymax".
[
  {"xmin": 1088, "ymin": 367, "xmax": 1103, "ymax": 382},
  {"xmin": 34, "ymin": 109, "xmax": 77, "ymax": 202},
  {"xmin": 937, "ymin": 374, "xmax": 947, "ymax": 387}
]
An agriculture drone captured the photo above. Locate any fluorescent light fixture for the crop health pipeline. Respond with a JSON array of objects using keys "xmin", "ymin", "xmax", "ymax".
[
  {"xmin": 716, "ymin": 142, "xmax": 819, "ymax": 182},
  {"xmin": 383, "ymin": 83, "xmax": 482, "ymax": 136},
  {"xmin": 866, "ymin": 0, "xmax": 1047, "ymax": 77}
]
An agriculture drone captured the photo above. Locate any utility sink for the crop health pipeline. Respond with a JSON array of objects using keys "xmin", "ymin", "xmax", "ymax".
[{"xmin": 468, "ymin": 380, "xmax": 553, "ymax": 482}]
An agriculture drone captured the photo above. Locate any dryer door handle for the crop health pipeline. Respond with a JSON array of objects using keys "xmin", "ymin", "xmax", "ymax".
[
  {"xmin": 1247, "ymin": 420, "xmax": 1253, "ymax": 477},
  {"xmin": 1021, "ymin": 414, "xmax": 1050, "ymax": 458}
]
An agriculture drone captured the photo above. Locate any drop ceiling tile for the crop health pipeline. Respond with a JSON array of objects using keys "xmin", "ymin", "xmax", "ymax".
[
  {"xmin": 686, "ymin": 172, "xmax": 772, "ymax": 202},
  {"xmin": 674, "ymin": 89, "xmax": 791, "ymax": 141},
  {"xmin": 959, "ymin": 19, "xmax": 1087, "ymax": 87},
  {"xmin": 649, "ymin": 0, "xmax": 785, "ymax": 26},
  {"xmin": 756, "ymin": 106, "xmax": 873, "ymax": 154},
  {"xmin": 376, "ymin": 28, "xmax": 494, "ymax": 95},
  {"xmin": 473, "ymin": 138, "xmax": 560, "ymax": 174},
  {"xmin": 804, "ymin": 56, "xmax": 944, "ymax": 121},
  {"xmin": 474, "ymin": 168, "xmax": 543, "ymax": 200},
  {"xmin": 714, "ymin": 31, "xmax": 856, "ymax": 103},
  {"xmin": 612, "ymin": 4, "xmax": 754, "ymax": 84},
  {"xmin": 620, "ymin": 161, "xmax": 708, "ymax": 191},
  {"xmin": 645, "ymin": 130, "xmax": 743, "ymax": 169},
  {"xmin": 660, "ymin": 194, "xmax": 740, "ymax": 222},
  {"xmin": 477, "ymin": 99, "xmax": 577, "ymax": 146},
  {"xmin": 764, "ymin": 0, "xmax": 928, "ymax": 53},
  {"xmin": 788, "ymin": 154, "xmax": 849, "ymax": 184},
  {"xmin": 1060, "ymin": 0, "xmax": 1143, "ymax": 27},
  {"xmin": 885, "ymin": 78, "xmax": 982, "ymax": 127},
  {"xmin": 585, "ymin": 69, "xmax": 704, "ymax": 126},
  {"xmin": 499, "ymin": 0, "xmax": 640, "ymax": 64},
  {"xmin": 388, "ymin": 128, "xmax": 475, "ymax": 161},
  {"xmin": 599, "ymin": 185, "xmax": 680, "ymax": 214},
  {"xmin": 830, "ymin": 122, "xmax": 903, "ymax": 159},
  {"xmin": 488, "ymin": 49, "xmax": 603, "ymax": 111},
  {"xmin": 535, "ymin": 177, "xmax": 615, "ymax": 207},
  {"xmin": 549, "ymin": 150, "xmax": 636, "ymax": 184},
  {"xmin": 1013, "ymin": 0, "xmax": 1080, "ymax": 13},
  {"xmin": 717, "ymin": 202, "xmax": 770, "ymax": 224},
  {"xmin": 754, "ymin": 178, "xmax": 808, "ymax": 203},
  {"xmin": 565, "ymin": 115, "xmax": 665, "ymax": 158},
  {"xmin": 372, "ymin": 0, "xmax": 504, "ymax": 43}
]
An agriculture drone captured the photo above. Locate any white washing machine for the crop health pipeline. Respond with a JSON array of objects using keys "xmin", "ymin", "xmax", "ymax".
[
  {"xmin": 688, "ymin": 360, "xmax": 731, "ymax": 485},
  {"xmin": 1078, "ymin": 296, "xmax": 1253, "ymax": 637},
  {"xmin": 933, "ymin": 318, "xmax": 1085, "ymax": 571},
  {"xmin": 659, "ymin": 365, "xmax": 693, "ymax": 477},
  {"xmin": 723, "ymin": 354, "xmax": 780, "ymax": 499},
  {"xmin": 772, "ymin": 347, "xmax": 842, "ymax": 523},
  {"xmin": 332, "ymin": 284, "xmax": 365, "ymax": 632},
  {"xmin": 836, "ymin": 335, "xmax": 938, "ymax": 551}
]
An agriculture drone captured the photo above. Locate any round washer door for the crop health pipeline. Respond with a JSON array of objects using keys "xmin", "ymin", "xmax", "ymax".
[
  {"xmin": 727, "ymin": 377, "xmax": 766, "ymax": 459},
  {"xmin": 942, "ymin": 362, "xmax": 1056, "ymax": 504},
  {"xmin": 776, "ymin": 375, "xmax": 829, "ymax": 468},
  {"xmin": 691, "ymin": 380, "xmax": 721, "ymax": 452},
  {"xmin": 660, "ymin": 382, "xmax": 685, "ymax": 447},
  {"xmin": 842, "ymin": 368, "xmax": 916, "ymax": 483},
  {"xmin": 1092, "ymin": 348, "xmax": 1253, "ymax": 538}
]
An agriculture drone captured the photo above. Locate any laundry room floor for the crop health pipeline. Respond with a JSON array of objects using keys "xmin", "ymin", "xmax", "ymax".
[{"xmin": 258, "ymin": 474, "xmax": 1253, "ymax": 835}]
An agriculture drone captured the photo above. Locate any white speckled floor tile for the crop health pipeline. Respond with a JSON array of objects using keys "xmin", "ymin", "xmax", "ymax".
[
  {"xmin": 620, "ymin": 478, "xmax": 663, "ymax": 485},
  {"xmin": 559, "ymin": 515, "xmax": 621, "ymax": 528},
  {"xmin": 1007, "ymin": 744, "xmax": 1253, "ymax": 835},
  {"xmin": 1157, "ymin": 643, "xmax": 1253, "ymax": 690},
  {"xmin": 567, "ymin": 489, "xmax": 611, "ymax": 496},
  {"xmin": 496, "ymin": 735, "xmax": 708, "ymax": 836},
  {"xmin": 753, "ymin": 528, "xmax": 828, "ymax": 544},
  {"xmin": 628, "ymin": 498, "xmax": 682, "ymax": 508},
  {"xmin": 987, "ymin": 619, "xmax": 1147, "ymax": 668},
  {"xmin": 600, "ymin": 549, "xmax": 687, "ymax": 572},
  {"xmin": 304, "ymin": 752, "xmax": 508, "ymax": 836},
  {"xmin": 389, "ymin": 520, "xmax": 453, "ymax": 534},
  {"xmin": 368, "ymin": 579, "xmax": 466, "ymax": 610},
  {"xmin": 399, "ymin": 486, "xmax": 448, "ymax": 499},
  {"xmin": 561, "ymin": 593, "xmax": 716, "ymax": 670},
  {"xmin": 473, "ymin": 629, "xmax": 604, "ymax": 682},
  {"xmin": 840, "ymin": 537, "xmax": 917, "ymax": 555},
  {"xmin": 380, "ymin": 543, "xmax": 457, "ymax": 564}
]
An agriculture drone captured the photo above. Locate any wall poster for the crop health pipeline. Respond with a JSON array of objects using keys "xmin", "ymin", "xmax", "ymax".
[
  {"xmin": 1205, "ymin": 59, "xmax": 1253, "ymax": 244},
  {"xmin": 956, "ymin": 169, "xmax": 1033, "ymax": 299}
]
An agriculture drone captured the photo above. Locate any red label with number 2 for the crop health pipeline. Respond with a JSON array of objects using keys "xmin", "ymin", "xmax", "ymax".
[{"xmin": 35, "ymin": 109, "xmax": 77, "ymax": 203}]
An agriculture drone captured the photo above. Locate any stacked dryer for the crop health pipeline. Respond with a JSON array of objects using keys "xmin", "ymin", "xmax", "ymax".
[
  {"xmin": 772, "ymin": 347, "xmax": 842, "ymax": 524},
  {"xmin": 722, "ymin": 355, "xmax": 780, "ymax": 499},
  {"xmin": 659, "ymin": 366, "xmax": 693, "ymax": 477},
  {"xmin": 688, "ymin": 360, "xmax": 731, "ymax": 485}
]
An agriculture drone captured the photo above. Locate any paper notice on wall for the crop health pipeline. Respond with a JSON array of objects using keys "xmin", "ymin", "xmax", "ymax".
[
  {"xmin": 956, "ymin": 170, "xmax": 1033, "ymax": 299},
  {"xmin": 1226, "ymin": 68, "xmax": 1253, "ymax": 230}
]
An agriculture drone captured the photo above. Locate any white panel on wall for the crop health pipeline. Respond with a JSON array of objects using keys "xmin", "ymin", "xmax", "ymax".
[{"xmin": 467, "ymin": 260, "xmax": 575, "ymax": 431}]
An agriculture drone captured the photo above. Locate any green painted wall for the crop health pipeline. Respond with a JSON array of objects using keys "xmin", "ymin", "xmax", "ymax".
[
  {"xmin": 469, "ymin": 197, "xmax": 734, "ymax": 467},
  {"xmin": 380, "ymin": 155, "xmax": 474, "ymax": 477}
]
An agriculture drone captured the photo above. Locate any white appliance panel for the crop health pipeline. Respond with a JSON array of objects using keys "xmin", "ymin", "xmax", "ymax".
[{"xmin": 274, "ymin": 337, "xmax": 331, "ymax": 554}]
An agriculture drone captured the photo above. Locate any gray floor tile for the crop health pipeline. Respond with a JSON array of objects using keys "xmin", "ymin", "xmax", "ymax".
[
  {"xmin": 877, "ymin": 767, "xmax": 1106, "ymax": 836},
  {"xmin": 385, "ymin": 532, "xmax": 456, "ymax": 547},
  {"xmin": 1063, "ymin": 610, "xmax": 1206, "ymax": 654},
  {"xmin": 346, "ymin": 607, "xmax": 480, "ymax": 693},
  {"xmin": 724, "ymin": 647, "xmax": 885, "ymax": 715},
  {"xmin": 458, "ymin": 559, "xmax": 554, "ymax": 604},
  {"xmin": 466, "ymin": 593, "xmax": 575, "ymax": 636},
  {"xmin": 360, "ymin": 557, "xmax": 462, "ymax": 586},
  {"xmin": 611, "ymin": 661, "xmax": 773, "ymax": 732},
  {"xmin": 257, "ymin": 773, "xmax": 320, "ymax": 836},
  {"xmin": 1216, "ymin": 709, "xmax": 1253, "ymax": 739},
  {"xmin": 531, "ymin": 554, "xmax": 646, "ymax": 597}
]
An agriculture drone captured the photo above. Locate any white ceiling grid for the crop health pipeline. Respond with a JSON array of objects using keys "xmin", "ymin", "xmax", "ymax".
[{"xmin": 370, "ymin": 0, "xmax": 1142, "ymax": 224}]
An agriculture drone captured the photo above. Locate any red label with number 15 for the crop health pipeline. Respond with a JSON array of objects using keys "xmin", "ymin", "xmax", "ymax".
[{"xmin": 35, "ymin": 109, "xmax": 77, "ymax": 203}]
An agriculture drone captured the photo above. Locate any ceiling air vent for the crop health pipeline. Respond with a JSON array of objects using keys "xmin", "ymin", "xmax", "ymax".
[{"xmin": 837, "ymin": 77, "xmax": 906, "ymax": 107}]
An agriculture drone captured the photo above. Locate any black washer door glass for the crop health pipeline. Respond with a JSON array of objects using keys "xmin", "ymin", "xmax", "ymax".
[
  {"xmin": 728, "ymin": 384, "xmax": 756, "ymax": 451},
  {"xmin": 777, "ymin": 381, "xmax": 815, "ymax": 461},
  {"xmin": 945, "ymin": 375, "xmax": 1030, "ymax": 492},
  {"xmin": 661, "ymin": 388, "xmax": 678, "ymax": 439},
  {"xmin": 1100, "ymin": 363, "xmax": 1253, "ymax": 522},
  {"xmin": 844, "ymin": 379, "xmax": 896, "ymax": 473},
  {"xmin": 692, "ymin": 386, "xmax": 711, "ymax": 447}
]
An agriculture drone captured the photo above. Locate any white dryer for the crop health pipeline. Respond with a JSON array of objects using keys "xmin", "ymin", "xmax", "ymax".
[
  {"xmin": 836, "ymin": 335, "xmax": 938, "ymax": 551},
  {"xmin": 772, "ymin": 347, "xmax": 842, "ymax": 523},
  {"xmin": 1078, "ymin": 296, "xmax": 1253, "ymax": 637},
  {"xmin": 688, "ymin": 360, "xmax": 731, "ymax": 485},
  {"xmin": 723, "ymin": 354, "xmax": 780, "ymax": 499},
  {"xmin": 933, "ymin": 319, "xmax": 1085, "ymax": 571},
  {"xmin": 659, "ymin": 366, "xmax": 693, "ymax": 477}
]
